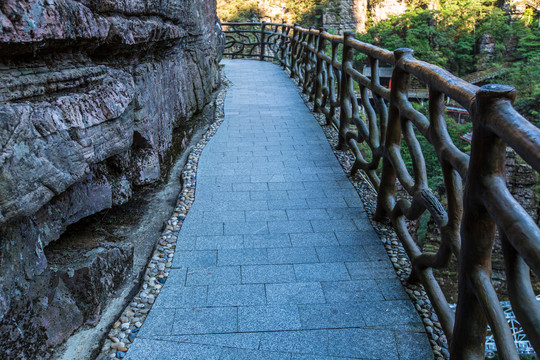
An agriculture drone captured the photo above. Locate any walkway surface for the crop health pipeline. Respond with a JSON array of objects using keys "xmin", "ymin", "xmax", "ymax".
[{"xmin": 126, "ymin": 60, "xmax": 433, "ymax": 360}]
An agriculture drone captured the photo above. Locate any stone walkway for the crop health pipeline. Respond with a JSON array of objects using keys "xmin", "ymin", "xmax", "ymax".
[{"xmin": 125, "ymin": 60, "xmax": 433, "ymax": 360}]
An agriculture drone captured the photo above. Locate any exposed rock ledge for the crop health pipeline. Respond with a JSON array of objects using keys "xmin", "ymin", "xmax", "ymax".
[{"xmin": 0, "ymin": 0, "xmax": 223, "ymax": 358}]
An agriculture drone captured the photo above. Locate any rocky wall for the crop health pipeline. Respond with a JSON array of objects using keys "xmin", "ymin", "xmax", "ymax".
[
  {"xmin": 0, "ymin": 0, "xmax": 222, "ymax": 358},
  {"xmin": 323, "ymin": 0, "xmax": 410, "ymax": 33}
]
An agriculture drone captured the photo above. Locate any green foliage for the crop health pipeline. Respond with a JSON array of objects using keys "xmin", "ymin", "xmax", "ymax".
[
  {"xmin": 398, "ymin": 105, "xmax": 472, "ymax": 192},
  {"xmin": 356, "ymin": 0, "xmax": 517, "ymax": 75},
  {"xmin": 416, "ymin": 211, "xmax": 432, "ymax": 247},
  {"xmin": 217, "ymin": 0, "xmax": 261, "ymax": 22},
  {"xmin": 496, "ymin": 25, "xmax": 540, "ymax": 126},
  {"xmin": 356, "ymin": 0, "xmax": 539, "ymax": 123}
]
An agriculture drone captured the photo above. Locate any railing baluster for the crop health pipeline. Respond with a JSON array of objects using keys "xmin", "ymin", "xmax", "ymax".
[
  {"xmin": 454, "ymin": 85, "xmax": 523, "ymax": 359},
  {"xmin": 314, "ymin": 28, "xmax": 326, "ymax": 113},
  {"xmin": 260, "ymin": 22, "xmax": 266, "ymax": 61},
  {"xmin": 337, "ymin": 31, "xmax": 354, "ymax": 150},
  {"xmin": 290, "ymin": 24, "xmax": 299, "ymax": 79},
  {"xmin": 375, "ymin": 48, "xmax": 412, "ymax": 220},
  {"xmin": 280, "ymin": 21, "xmax": 288, "ymax": 69},
  {"xmin": 330, "ymin": 40, "xmax": 340, "ymax": 127}
]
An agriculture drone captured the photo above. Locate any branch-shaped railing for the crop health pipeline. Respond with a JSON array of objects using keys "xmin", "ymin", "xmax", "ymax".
[{"xmin": 221, "ymin": 22, "xmax": 540, "ymax": 359}]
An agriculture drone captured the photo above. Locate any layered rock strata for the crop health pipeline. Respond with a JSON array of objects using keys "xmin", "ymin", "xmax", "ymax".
[
  {"xmin": 0, "ymin": 0, "xmax": 222, "ymax": 358},
  {"xmin": 322, "ymin": 0, "xmax": 413, "ymax": 33}
]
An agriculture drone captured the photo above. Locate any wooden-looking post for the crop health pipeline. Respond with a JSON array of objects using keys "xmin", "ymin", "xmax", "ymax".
[
  {"xmin": 314, "ymin": 28, "xmax": 327, "ymax": 113},
  {"xmin": 260, "ymin": 22, "xmax": 266, "ymax": 61},
  {"xmin": 452, "ymin": 84, "xmax": 520, "ymax": 359}
]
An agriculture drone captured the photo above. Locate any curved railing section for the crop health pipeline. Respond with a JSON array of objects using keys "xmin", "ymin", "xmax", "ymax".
[{"xmin": 222, "ymin": 22, "xmax": 540, "ymax": 359}]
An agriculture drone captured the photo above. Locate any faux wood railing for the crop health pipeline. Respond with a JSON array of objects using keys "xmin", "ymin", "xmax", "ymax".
[{"xmin": 222, "ymin": 22, "xmax": 540, "ymax": 359}]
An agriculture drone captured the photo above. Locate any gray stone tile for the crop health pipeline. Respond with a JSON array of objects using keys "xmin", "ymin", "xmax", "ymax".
[
  {"xmin": 245, "ymin": 210, "xmax": 288, "ymax": 221},
  {"xmin": 353, "ymin": 217, "xmax": 374, "ymax": 231},
  {"xmin": 172, "ymin": 251, "xmax": 217, "ymax": 268},
  {"xmin": 186, "ymin": 266, "xmax": 241, "ymax": 286},
  {"xmin": 268, "ymin": 220, "xmax": 314, "ymax": 234},
  {"xmin": 315, "ymin": 245, "xmax": 368, "ymax": 262},
  {"xmin": 223, "ymin": 221, "xmax": 269, "ymax": 235},
  {"xmin": 138, "ymin": 308, "xmax": 174, "ymax": 337},
  {"xmin": 322, "ymin": 188, "xmax": 359, "ymax": 198},
  {"xmin": 213, "ymin": 191, "xmax": 250, "ymax": 202},
  {"xmin": 306, "ymin": 198, "xmax": 348, "ymax": 208},
  {"xmin": 327, "ymin": 328, "xmax": 398, "ymax": 359},
  {"xmin": 286, "ymin": 209, "xmax": 329, "ymax": 220},
  {"xmin": 335, "ymin": 231, "xmax": 380, "ymax": 245},
  {"xmin": 250, "ymin": 190, "xmax": 289, "ymax": 201},
  {"xmin": 266, "ymin": 282, "xmax": 325, "ymax": 304},
  {"xmin": 219, "ymin": 348, "xmax": 291, "ymax": 360},
  {"xmin": 238, "ymin": 305, "xmax": 302, "ymax": 332},
  {"xmin": 209, "ymin": 199, "xmax": 268, "ymax": 211},
  {"xmin": 298, "ymin": 303, "xmax": 366, "ymax": 329},
  {"xmin": 300, "ymin": 166, "xmax": 336, "ymax": 174},
  {"xmin": 321, "ymin": 280, "xmax": 384, "ymax": 303},
  {"xmin": 376, "ymin": 279, "xmax": 409, "ymax": 300},
  {"xmin": 325, "ymin": 207, "xmax": 366, "ymax": 220},
  {"xmin": 359, "ymin": 300, "xmax": 421, "ymax": 326},
  {"xmin": 163, "ymin": 268, "xmax": 187, "ymax": 285},
  {"xmin": 153, "ymin": 286, "xmax": 207, "ymax": 308},
  {"xmin": 172, "ymin": 333, "xmax": 261, "ymax": 350},
  {"xmin": 344, "ymin": 196, "xmax": 364, "ymax": 207},
  {"xmin": 268, "ymin": 247, "xmax": 319, "ymax": 264},
  {"xmin": 291, "ymin": 355, "xmax": 354, "ymax": 360},
  {"xmin": 268, "ymin": 199, "xmax": 309, "ymax": 210},
  {"xmin": 290, "ymin": 232, "xmax": 338, "ymax": 247},
  {"xmin": 207, "ymin": 284, "xmax": 266, "ymax": 306},
  {"xmin": 362, "ymin": 244, "xmax": 390, "ymax": 261},
  {"xmin": 196, "ymin": 235, "xmax": 244, "ymax": 250},
  {"xmin": 172, "ymin": 307, "xmax": 238, "ymax": 334},
  {"xmin": 395, "ymin": 332, "xmax": 434, "ymax": 359},
  {"xmin": 311, "ymin": 219, "xmax": 358, "ymax": 232},
  {"xmin": 243, "ymin": 233, "xmax": 292, "ymax": 248},
  {"xmin": 346, "ymin": 261, "xmax": 397, "ymax": 280},
  {"xmin": 250, "ymin": 174, "xmax": 287, "ymax": 183},
  {"xmin": 125, "ymin": 339, "xmax": 222, "ymax": 360},
  {"xmin": 218, "ymin": 248, "xmax": 268, "ymax": 265},
  {"xmin": 181, "ymin": 222, "xmax": 223, "ymax": 236},
  {"xmin": 202, "ymin": 210, "xmax": 246, "ymax": 222},
  {"xmin": 260, "ymin": 330, "xmax": 328, "ymax": 355},
  {"xmin": 304, "ymin": 180, "xmax": 352, "ymax": 190},
  {"xmin": 294, "ymin": 263, "xmax": 350, "ymax": 282},
  {"xmin": 233, "ymin": 182, "xmax": 269, "ymax": 191},
  {"xmin": 284, "ymin": 174, "xmax": 321, "ymax": 183},
  {"xmin": 242, "ymin": 264, "xmax": 296, "ymax": 284},
  {"xmin": 177, "ymin": 236, "xmax": 197, "ymax": 250}
]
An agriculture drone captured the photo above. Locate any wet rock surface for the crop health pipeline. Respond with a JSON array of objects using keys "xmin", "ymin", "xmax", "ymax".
[{"xmin": 0, "ymin": 0, "xmax": 222, "ymax": 358}]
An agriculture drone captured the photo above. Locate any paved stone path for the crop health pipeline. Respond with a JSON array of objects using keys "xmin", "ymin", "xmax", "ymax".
[{"xmin": 126, "ymin": 60, "xmax": 433, "ymax": 360}]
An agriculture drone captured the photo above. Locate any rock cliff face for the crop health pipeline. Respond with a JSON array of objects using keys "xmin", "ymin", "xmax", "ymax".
[
  {"xmin": 0, "ymin": 0, "xmax": 222, "ymax": 358},
  {"xmin": 323, "ymin": 0, "xmax": 410, "ymax": 33}
]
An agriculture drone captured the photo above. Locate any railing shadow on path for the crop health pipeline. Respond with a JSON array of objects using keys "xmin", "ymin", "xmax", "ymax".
[{"xmin": 222, "ymin": 22, "xmax": 540, "ymax": 359}]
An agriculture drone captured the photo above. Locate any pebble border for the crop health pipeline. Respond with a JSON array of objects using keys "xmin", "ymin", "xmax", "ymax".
[
  {"xmin": 289, "ymin": 74, "xmax": 450, "ymax": 359},
  {"xmin": 97, "ymin": 70, "xmax": 231, "ymax": 360}
]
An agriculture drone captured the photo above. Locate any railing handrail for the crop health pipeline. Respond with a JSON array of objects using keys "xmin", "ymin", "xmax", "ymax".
[{"xmin": 221, "ymin": 22, "xmax": 540, "ymax": 359}]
